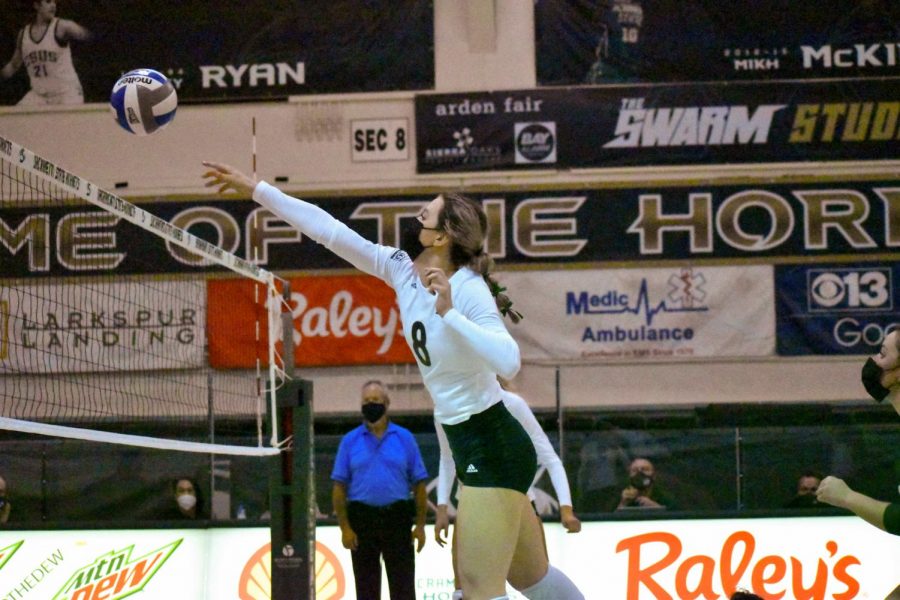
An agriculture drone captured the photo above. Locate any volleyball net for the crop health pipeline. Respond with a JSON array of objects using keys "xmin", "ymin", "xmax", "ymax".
[{"xmin": 0, "ymin": 137, "xmax": 286, "ymax": 456}]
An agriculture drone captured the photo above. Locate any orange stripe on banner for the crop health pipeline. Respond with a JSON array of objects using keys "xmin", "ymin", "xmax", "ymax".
[{"xmin": 208, "ymin": 275, "xmax": 413, "ymax": 368}]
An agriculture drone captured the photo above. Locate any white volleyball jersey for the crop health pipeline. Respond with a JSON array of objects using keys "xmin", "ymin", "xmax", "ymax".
[
  {"xmin": 254, "ymin": 182, "xmax": 520, "ymax": 424},
  {"xmin": 20, "ymin": 18, "xmax": 82, "ymax": 96},
  {"xmin": 435, "ymin": 389, "xmax": 573, "ymax": 506}
]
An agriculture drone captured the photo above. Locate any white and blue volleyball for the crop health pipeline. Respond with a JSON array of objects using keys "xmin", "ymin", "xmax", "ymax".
[{"xmin": 110, "ymin": 69, "xmax": 178, "ymax": 136}]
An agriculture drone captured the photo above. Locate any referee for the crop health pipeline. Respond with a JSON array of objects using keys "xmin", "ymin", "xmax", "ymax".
[{"xmin": 332, "ymin": 380, "xmax": 429, "ymax": 600}]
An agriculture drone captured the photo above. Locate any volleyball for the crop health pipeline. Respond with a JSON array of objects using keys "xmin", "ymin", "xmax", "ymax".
[{"xmin": 110, "ymin": 69, "xmax": 178, "ymax": 136}]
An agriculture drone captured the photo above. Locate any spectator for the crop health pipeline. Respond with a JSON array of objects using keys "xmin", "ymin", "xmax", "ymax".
[
  {"xmin": 784, "ymin": 471, "xmax": 825, "ymax": 508},
  {"xmin": 615, "ymin": 457, "xmax": 674, "ymax": 510},
  {"xmin": 331, "ymin": 380, "xmax": 429, "ymax": 600},
  {"xmin": 0, "ymin": 475, "xmax": 10, "ymax": 523},
  {"xmin": 731, "ymin": 591, "xmax": 764, "ymax": 600},
  {"xmin": 161, "ymin": 477, "xmax": 203, "ymax": 520}
]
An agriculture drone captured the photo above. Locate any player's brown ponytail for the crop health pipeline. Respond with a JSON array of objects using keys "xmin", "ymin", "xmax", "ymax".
[{"xmin": 439, "ymin": 193, "xmax": 522, "ymax": 323}]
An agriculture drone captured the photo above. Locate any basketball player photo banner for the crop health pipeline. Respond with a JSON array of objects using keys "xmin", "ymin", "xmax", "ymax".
[
  {"xmin": 0, "ymin": 0, "xmax": 434, "ymax": 106},
  {"xmin": 535, "ymin": 0, "xmax": 900, "ymax": 86}
]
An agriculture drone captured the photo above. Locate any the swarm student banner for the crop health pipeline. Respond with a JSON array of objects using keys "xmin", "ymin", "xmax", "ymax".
[
  {"xmin": 535, "ymin": 0, "xmax": 900, "ymax": 86},
  {"xmin": 0, "ymin": 0, "xmax": 433, "ymax": 106},
  {"xmin": 3, "ymin": 182, "xmax": 898, "ymax": 278},
  {"xmin": 503, "ymin": 266, "xmax": 775, "ymax": 362},
  {"xmin": 415, "ymin": 80, "xmax": 900, "ymax": 172},
  {"xmin": 775, "ymin": 263, "xmax": 900, "ymax": 356}
]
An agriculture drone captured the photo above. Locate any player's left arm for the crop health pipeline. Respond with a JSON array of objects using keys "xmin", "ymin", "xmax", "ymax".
[
  {"xmin": 57, "ymin": 19, "xmax": 92, "ymax": 43},
  {"xmin": 440, "ymin": 278, "xmax": 520, "ymax": 379}
]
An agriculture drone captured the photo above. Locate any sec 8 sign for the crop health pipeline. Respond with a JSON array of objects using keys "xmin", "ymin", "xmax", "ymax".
[{"xmin": 351, "ymin": 118, "xmax": 409, "ymax": 162}]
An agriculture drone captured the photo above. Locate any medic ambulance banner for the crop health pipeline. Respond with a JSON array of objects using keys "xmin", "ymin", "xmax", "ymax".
[
  {"xmin": 207, "ymin": 275, "xmax": 413, "ymax": 369},
  {"xmin": 1, "ymin": 517, "xmax": 897, "ymax": 599},
  {"xmin": 776, "ymin": 263, "xmax": 900, "ymax": 356},
  {"xmin": 503, "ymin": 266, "xmax": 774, "ymax": 362}
]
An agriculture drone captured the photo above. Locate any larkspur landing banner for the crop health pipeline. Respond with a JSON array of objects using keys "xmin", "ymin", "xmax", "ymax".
[
  {"xmin": 0, "ymin": 0, "xmax": 433, "ymax": 106},
  {"xmin": 415, "ymin": 80, "xmax": 900, "ymax": 172},
  {"xmin": 3, "ymin": 182, "xmax": 898, "ymax": 278},
  {"xmin": 535, "ymin": 0, "xmax": 900, "ymax": 86}
]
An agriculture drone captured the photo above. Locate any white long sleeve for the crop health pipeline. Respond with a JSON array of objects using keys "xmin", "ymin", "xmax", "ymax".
[{"xmin": 435, "ymin": 420, "xmax": 456, "ymax": 506}]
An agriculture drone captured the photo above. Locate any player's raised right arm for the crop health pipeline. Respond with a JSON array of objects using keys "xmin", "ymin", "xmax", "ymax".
[{"xmin": 202, "ymin": 162, "xmax": 393, "ymax": 280}]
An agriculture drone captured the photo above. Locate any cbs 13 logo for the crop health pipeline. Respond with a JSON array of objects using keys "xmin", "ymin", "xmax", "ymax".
[{"xmin": 808, "ymin": 268, "xmax": 891, "ymax": 312}]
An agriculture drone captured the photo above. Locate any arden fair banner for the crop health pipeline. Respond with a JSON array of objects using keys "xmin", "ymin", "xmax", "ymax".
[
  {"xmin": 775, "ymin": 262, "xmax": 900, "ymax": 356},
  {"xmin": 503, "ymin": 266, "xmax": 774, "ymax": 363},
  {"xmin": 0, "ymin": 518, "xmax": 898, "ymax": 600},
  {"xmin": 414, "ymin": 79, "xmax": 900, "ymax": 172},
  {"xmin": 207, "ymin": 275, "xmax": 414, "ymax": 369},
  {"xmin": 0, "ymin": 0, "xmax": 433, "ymax": 106},
  {"xmin": 3, "ymin": 183, "xmax": 899, "ymax": 279},
  {"xmin": 535, "ymin": 0, "xmax": 900, "ymax": 86},
  {"xmin": 0, "ymin": 280, "xmax": 205, "ymax": 374}
]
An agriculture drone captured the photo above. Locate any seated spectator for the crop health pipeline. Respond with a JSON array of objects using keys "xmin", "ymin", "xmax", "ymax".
[
  {"xmin": 731, "ymin": 591, "xmax": 764, "ymax": 600},
  {"xmin": 615, "ymin": 457, "xmax": 675, "ymax": 510},
  {"xmin": 784, "ymin": 471, "xmax": 825, "ymax": 508},
  {"xmin": 161, "ymin": 477, "xmax": 203, "ymax": 520},
  {"xmin": 0, "ymin": 475, "xmax": 9, "ymax": 524}
]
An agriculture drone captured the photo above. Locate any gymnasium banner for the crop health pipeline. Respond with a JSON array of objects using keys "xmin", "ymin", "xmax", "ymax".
[
  {"xmin": 0, "ymin": 0, "xmax": 433, "ymax": 106},
  {"xmin": 3, "ymin": 183, "xmax": 898, "ymax": 277},
  {"xmin": 535, "ymin": 0, "xmax": 900, "ymax": 86},
  {"xmin": 0, "ymin": 281, "xmax": 205, "ymax": 374},
  {"xmin": 207, "ymin": 275, "xmax": 413, "ymax": 369},
  {"xmin": 415, "ymin": 80, "xmax": 900, "ymax": 172},
  {"xmin": 1, "ymin": 519, "xmax": 898, "ymax": 599},
  {"xmin": 503, "ymin": 266, "xmax": 774, "ymax": 362},
  {"xmin": 775, "ymin": 263, "xmax": 900, "ymax": 356}
]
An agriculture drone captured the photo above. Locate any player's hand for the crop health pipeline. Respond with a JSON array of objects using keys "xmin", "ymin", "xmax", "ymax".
[
  {"xmin": 816, "ymin": 476, "xmax": 852, "ymax": 509},
  {"xmin": 202, "ymin": 161, "xmax": 256, "ymax": 196},
  {"xmin": 413, "ymin": 524, "xmax": 426, "ymax": 553},
  {"xmin": 434, "ymin": 504, "xmax": 451, "ymax": 547},
  {"xmin": 424, "ymin": 268, "xmax": 453, "ymax": 316},
  {"xmin": 559, "ymin": 505, "xmax": 581, "ymax": 533},
  {"xmin": 340, "ymin": 525, "xmax": 358, "ymax": 551}
]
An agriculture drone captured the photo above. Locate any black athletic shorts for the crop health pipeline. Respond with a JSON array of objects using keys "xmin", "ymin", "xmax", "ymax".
[{"xmin": 441, "ymin": 400, "xmax": 537, "ymax": 494}]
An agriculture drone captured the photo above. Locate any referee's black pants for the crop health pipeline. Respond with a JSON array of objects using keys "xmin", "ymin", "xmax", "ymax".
[{"xmin": 347, "ymin": 500, "xmax": 416, "ymax": 600}]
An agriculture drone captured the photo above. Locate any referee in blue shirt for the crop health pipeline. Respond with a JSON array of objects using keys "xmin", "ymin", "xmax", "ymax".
[{"xmin": 332, "ymin": 380, "xmax": 429, "ymax": 600}]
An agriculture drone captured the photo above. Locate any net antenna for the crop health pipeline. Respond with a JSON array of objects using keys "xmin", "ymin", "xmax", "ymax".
[{"xmin": 0, "ymin": 137, "xmax": 287, "ymax": 456}]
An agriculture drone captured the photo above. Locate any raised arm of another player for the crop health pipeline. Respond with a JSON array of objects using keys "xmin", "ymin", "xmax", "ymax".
[
  {"xmin": 58, "ymin": 19, "xmax": 91, "ymax": 43},
  {"xmin": 503, "ymin": 391, "xmax": 581, "ymax": 533},
  {"xmin": 203, "ymin": 163, "xmax": 401, "ymax": 283},
  {"xmin": 434, "ymin": 421, "xmax": 456, "ymax": 546},
  {"xmin": 0, "ymin": 30, "xmax": 24, "ymax": 80},
  {"xmin": 816, "ymin": 476, "xmax": 900, "ymax": 536}
]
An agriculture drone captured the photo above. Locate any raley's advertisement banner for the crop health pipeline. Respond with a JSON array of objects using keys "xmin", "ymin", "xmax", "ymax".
[
  {"xmin": 414, "ymin": 80, "xmax": 900, "ymax": 172},
  {"xmin": 0, "ymin": 0, "xmax": 433, "ymax": 106},
  {"xmin": 3, "ymin": 183, "xmax": 899, "ymax": 278},
  {"xmin": 535, "ymin": 0, "xmax": 900, "ymax": 86},
  {"xmin": 503, "ymin": 266, "xmax": 774, "ymax": 363},
  {"xmin": 1, "ymin": 518, "xmax": 898, "ymax": 599},
  {"xmin": 207, "ymin": 275, "xmax": 413, "ymax": 368},
  {"xmin": 775, "ymin": 262, "xmax": 900, "ymax": 356}
]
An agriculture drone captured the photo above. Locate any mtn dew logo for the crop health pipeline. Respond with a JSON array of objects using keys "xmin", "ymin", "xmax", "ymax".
[
  {"xmin": 0, "ymin": 540, "xmax": 24, "ymax": 570},
  {"xmin": 52, "ymin": 539, "xmax": 181, "ymax": 600}
]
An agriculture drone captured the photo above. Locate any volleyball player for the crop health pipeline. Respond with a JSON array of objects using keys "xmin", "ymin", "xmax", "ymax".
[
  {"xmin": 434, "ymin": 386, "xmax": 585, "ymax": 599},
  {"xmin": 1, "ymin": 0, "xmax": 91, "ymax": 105},
  {"xmin": 203, "ymin": 162, "xmax": 554, "ymax": 600}
]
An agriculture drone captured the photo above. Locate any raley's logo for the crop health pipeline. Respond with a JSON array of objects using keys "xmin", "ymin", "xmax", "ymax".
[
  {"xmin": 272, "ymin": 289, "xmax": 402, "ymax": 355},
  {"xmin": 52, "ymin": 539, "xmax": 181, "ymax": 600},
  {"xmin": 616, "ymin": 530, "xmax": 860, "ymax": 600}
]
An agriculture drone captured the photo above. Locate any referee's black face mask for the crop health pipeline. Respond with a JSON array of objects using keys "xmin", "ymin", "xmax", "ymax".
[{"xmin": 362, "ymin": 402, "xmax": 387, "ymax": 423}]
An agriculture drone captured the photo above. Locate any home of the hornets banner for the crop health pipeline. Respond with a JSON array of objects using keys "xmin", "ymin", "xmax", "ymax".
[{"xmin": 207, "ymin": 275, "xmax": 413, "ymax": 368}]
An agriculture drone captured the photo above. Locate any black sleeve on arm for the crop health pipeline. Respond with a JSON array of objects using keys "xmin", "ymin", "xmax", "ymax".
[{"xmin": 884, "ymin": 502, "xmax": 900, "ymax": 535}]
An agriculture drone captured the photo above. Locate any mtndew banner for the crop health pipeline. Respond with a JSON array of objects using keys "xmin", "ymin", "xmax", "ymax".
[
  {"xmin": 0, "ymin": 280, "xmax": 205, "ymax": 374},
  {"xmin": 0, "ymin": 518, "xmax": 898, "ymax": 599},
  {"xmin": 535, "ymin": 0, "xmax": 900, "ymax": 86},
  {"xmin": 415, "ymin": 79, "xmax": 900, "ymax": 172},
  {"xmin": 207, "ymin": 275, "xmax": 413, "ymax": 368},
  {"xmin": 504, "ymin": 266, "xmax": 774, "ymax": 362},
  {"xmin": 0, "ymin": 0, "xmax": 433, "ymax": 105}
]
